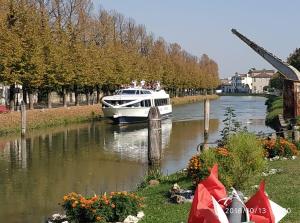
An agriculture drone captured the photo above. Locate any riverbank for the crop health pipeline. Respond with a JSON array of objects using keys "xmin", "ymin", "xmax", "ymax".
[
  {"xmin": 137, "ymin": 158, "xmax": 299, "ymax": 223},
  {"xmin": 171, "ymin": 94, "xmax": 218, "ymax": 106},
  {"xmin": 219, "ymin": 93, "xmax": 268, "ymax": 97},
  {"xmin": 0, "ymin": 95, "xmax": 218, "ymax": 136},
  {"xmin": 0, "ymin": 105, "xmax": 101, "ymax": 136},
  {"xmin": 265, "ymin": 95, "xmax": 283, "ymax": 129}
]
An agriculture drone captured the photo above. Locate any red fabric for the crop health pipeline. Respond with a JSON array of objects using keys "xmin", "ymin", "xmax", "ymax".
[
  {"xmin": 201, "ymin": 164, "xmax": 227, "ymax": 202},
  {"xmin": 188, "ymin": 164, "xmax": 228, "ymax": 223},
  {"xmin": 246, "ymin": 181, "xmax": 275, "ymax": 223},
  {"xmin": 0, "ymin": 105, "xmax": 8, "ymax": 113},
  {"xmin": 188, "ymin": 184, "xmax": 222, "ymax": 223}
]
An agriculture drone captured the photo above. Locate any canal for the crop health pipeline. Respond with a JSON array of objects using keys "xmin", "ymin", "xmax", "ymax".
[{"xmin": 0, "ymin": 96, "xmax": 271, "ymax": 222}]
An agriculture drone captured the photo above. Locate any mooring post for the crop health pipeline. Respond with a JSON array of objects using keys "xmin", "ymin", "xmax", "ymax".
[
  {"xmin": 148, "ymin": 107, "xmax": 162, "ymax": 166},
  {"xmin": 204, "ymin": 99, "xmax": 210, "ymax": 137},
  {"xmin": 293, "ymin": 126, "xmax": 300, "ymax": 143},
  {"xmin": 21, "ymin": 101, "xmax": 26, "ymax": 137}
]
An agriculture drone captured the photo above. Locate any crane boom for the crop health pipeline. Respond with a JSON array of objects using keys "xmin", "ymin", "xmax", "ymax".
[{"xmin": 231, "ymin": 29, "xmax": 300, "ymax": 81}]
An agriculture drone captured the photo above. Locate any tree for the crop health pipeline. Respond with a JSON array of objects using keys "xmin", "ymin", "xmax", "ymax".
[
  {"xmin": 287, "ymin": 48, "xmax": 300, "ymax": 72},
  {"xmin": 269, "ymin": 72, "xmax": 284, "ymax": 93}
]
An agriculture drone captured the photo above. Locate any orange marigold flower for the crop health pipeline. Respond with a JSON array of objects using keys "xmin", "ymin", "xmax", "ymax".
[
  {"xmin": 96, "ymin": 216, "xmax": 102, "ymax": 221},
  {"xmin": 63, "ymin": 195, "xmax": 68, "ymax": 201},
  {"xmin": 72, "ymin": 202, "xmax": 77, "ymax": 208}
]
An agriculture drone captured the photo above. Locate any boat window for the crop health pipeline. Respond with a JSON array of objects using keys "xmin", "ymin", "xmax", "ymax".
[
  {"xmin": 120, "ymin": 90, "xmax": 136, "ymax": 95},
  {"xmin": 154, "ymin": 98, "xmax": 168, "ymax": 106},
  {"xmin": 141, "ymin": 100, "xmax": 151, "ymax": 107},
  {"xmin": 141, "ymin": 90, "xmax": 151, "ymax": 94},
  {"xmin": 126, "ymin": 102, "xmax": 141, "ymax": 107},
  {"xmin": 104, "ymin": 100, "xmax": 134, "ymax": 105}
]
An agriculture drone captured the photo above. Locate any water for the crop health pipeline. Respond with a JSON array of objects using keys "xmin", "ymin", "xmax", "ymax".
[{"xmin": 0, "ymin": 96, "xmax": 271, "ymax": 222}]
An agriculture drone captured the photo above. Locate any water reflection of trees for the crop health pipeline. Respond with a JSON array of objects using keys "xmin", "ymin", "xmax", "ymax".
[
  {"xmin": 0, "ymin": 118, "xmax": 219, "ymax": 222},
  {"xmin": 0, "ymin": 122, "xmax": 153, "ymax": 222}
]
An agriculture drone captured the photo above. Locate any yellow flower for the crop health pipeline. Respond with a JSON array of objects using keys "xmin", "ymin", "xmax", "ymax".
[{"xmin": 96, "ymin": 216, "xmax": 102, "ymax": 221}]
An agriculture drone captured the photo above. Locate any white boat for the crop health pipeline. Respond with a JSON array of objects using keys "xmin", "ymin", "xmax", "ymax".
[{"xmin": 101, "ymin": 87, "xmax": 172, "ymax": 124}]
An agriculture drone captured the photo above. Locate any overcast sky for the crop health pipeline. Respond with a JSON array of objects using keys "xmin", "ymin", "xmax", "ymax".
[{"xmin": 92, "ymin": 0, "xmax": 300, "ymax": 78}]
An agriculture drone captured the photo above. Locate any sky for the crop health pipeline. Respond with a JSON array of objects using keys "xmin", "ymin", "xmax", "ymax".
[{"xmin": 92, "ymin": 0, "xmax": 300, "ymax": 78}]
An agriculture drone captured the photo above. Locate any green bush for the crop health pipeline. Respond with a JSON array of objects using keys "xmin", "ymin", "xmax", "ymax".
[
  {"xmin": 225, "ymin": 132, "xmax": 266, "ymax": 189},
  {"xmin": 188, "ymin": 132, "xmax": 266, "ymax": 190}
]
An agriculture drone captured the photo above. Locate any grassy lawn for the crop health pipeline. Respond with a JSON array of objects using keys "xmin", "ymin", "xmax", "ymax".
[
  {"xmin": 137, "ymin": 173, "xmax": 192, "ymax": 223},
  {"xmin": 266, "ymin": 158, "xmax": 300, "ymax": 222},
  {"xmin": 137, "ymin": 158, "xmax": 300, "ymax": 223}
]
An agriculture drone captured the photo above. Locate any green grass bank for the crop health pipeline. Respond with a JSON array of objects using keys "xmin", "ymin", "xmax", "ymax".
[
  {"xmin": 136, "ymin": 158, "xmax": 300, "ymax": 223},
  {"xmin": 265, "ymin": 95, "xmax": 283, "ymax": 129}
]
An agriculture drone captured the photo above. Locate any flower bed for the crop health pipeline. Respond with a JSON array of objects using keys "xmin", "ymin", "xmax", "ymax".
[
  {"xmin": 263, "ymin": 138, "xmax": 299, "ymax": 158},
  {"xmin": 62, "ymin": 192, "xmax": 144, "ymax": 223}
]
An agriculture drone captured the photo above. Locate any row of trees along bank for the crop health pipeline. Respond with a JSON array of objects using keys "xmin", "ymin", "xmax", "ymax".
[{"xmin": 0, "ymin": 0, "xmax": 220, "ymax": 110}]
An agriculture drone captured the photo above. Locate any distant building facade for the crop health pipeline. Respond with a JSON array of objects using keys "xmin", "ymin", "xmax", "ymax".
[
  {"xmin": 220, "ymin": 69, "xmax": 275, "ymax": 94},
  {"xmin": 250, "ymin": 70, "xmax": 275, "ymax": 93},
  {"xmin": 231, "ymin": 73, "xmax": 252, "ymax": 93}
]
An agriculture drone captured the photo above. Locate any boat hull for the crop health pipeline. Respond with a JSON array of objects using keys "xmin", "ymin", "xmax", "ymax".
[{"xmin": 102, "ymin": 106, "xmax": 172, "ymax": 124}]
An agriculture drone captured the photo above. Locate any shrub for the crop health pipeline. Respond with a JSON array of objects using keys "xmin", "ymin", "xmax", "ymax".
[
  {"xmin": 62, "ymin": 192, "xmax": 143, "ymax": 222},
  {"xmin": 225, "ymin": 133, "xmax": 266, "ymax": 189},
  {"xmin": 263, "ymin": 138, "xmax": 299, "ymax": 158},
  {"xmin": 187, "ymin": 132, "xmax": 266, "ymax": 190}
]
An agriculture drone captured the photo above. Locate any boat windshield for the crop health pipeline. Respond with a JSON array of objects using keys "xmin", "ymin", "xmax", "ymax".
[
  {"xmin": 117, "ymin": 90, "xmax": 137, "ymax": 95},
  {"xmin": 116, "ymin": 89, "xmax": 152, "ymax": 95}
]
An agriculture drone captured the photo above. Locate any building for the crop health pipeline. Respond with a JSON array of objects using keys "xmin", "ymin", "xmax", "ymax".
[
  {"xmin": 231, "ymin": 73, "xmax": 252, "ymax": 93},
  {"xmin": 220, "ymin": 78, "xmax": 233, "ymax": 93},
  {"xmin": 220, "ymin": 69, "xmax": 275, "ymax": 94},
  {"xmin": 251, "ymin": 72, "xmax": 274, "ymax": 93}
]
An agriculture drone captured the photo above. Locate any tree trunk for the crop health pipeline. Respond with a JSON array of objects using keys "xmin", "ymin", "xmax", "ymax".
[
  {"xmin": 47, "ymin": 91, "xmax": 52, "ymax": 108},
  {"xmin": 22, "ymin": 89, "xmax": 27, "ymax": 104},
  {"xmin": 96, "ymin": 86, "xmax": 101, "ymax": 104},
  {"xmin": 9, "ymin": 85, "xmax": 15, "ymax": 111},
  {"xmin": 62, "ymin": 87, "xmax": 67, "ymax": 107},
  {"xmin": 86, "ymin": 92, "xmax": 91, "ymax": 105},
  {"xmin": 29, "ymin": 92, "xmax": 34, "ymax": 110},
  {"xmin": 91, "ymin": 92, "xmax": 95, "ymax": 105},
  {"xmin": 69, "ymin": 92, "xmax": 73, "ymax": 103},
  {"xmin": 74, "ymin": 84, "xmax": 80, "ymax": 106}
]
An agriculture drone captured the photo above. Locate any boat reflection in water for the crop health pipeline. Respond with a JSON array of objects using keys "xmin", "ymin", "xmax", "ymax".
[{"xmin": 103, "ymin": 120, "xmax": 172, "ymax": 162}]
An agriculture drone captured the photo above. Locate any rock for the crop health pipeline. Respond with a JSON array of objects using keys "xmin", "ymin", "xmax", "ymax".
[
  {"xmin": 262, "ymin": 168, "xmax": 282, "ymax": 176},
  {"xmin": 171, "ymin": 183, "xmax": 181, "ymax": 193},
  {"xmin": 170, "ymin": 194, "xmax": 186, "ymax": 204},
  {"xmin": 47, "ymin": 213, "xmax": 68, "ymax": 223},
  {"xmin": 123, "ymin": 215, "xmax": 139, "ymax": 223},
  {"xmin": 137, "ymin": 211, "xmax": 145, "ymax": 219},
  {"xmin": 148, "ymin": 179, "xmax": 159, "ymax": 186}
]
